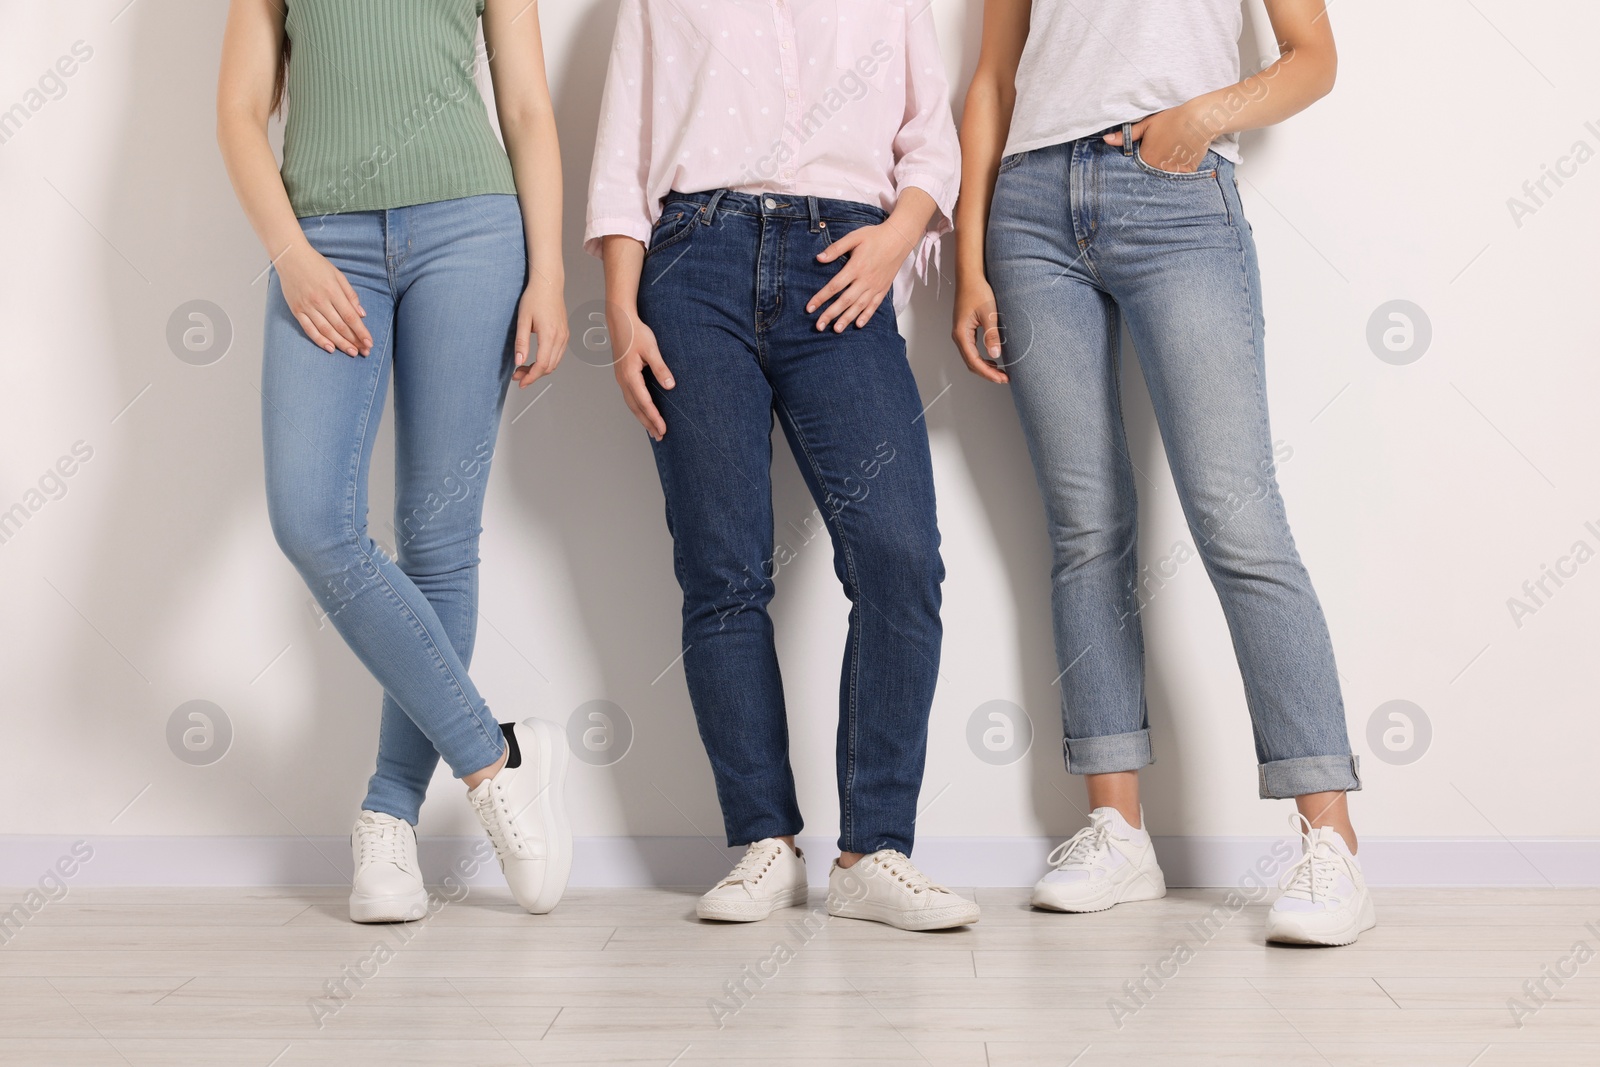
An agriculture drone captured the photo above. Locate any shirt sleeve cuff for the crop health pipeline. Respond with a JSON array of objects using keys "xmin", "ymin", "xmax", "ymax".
[
  {"xmin": 895, "ymin": 172, "xmax": 957, "ymax": 238},
  {"xmin": 583, "ymin": 217, "xmax": 654, "ymax": 259},
  {"xmin": 891, "ymin": 174, "xmax": 954, "ymax": 293}
]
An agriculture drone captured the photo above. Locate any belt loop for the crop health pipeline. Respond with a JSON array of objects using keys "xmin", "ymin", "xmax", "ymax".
[
  {"xmin": 703, "ymin": 189, "xmax": 727, "ymax": 225},
  {"xmin": 1120, "ymin": 122, "xmax": 1135, "ymax": 155},
  {"xmin": 807, "ymin": 195, "xmax": 822, "ymax": 233}
]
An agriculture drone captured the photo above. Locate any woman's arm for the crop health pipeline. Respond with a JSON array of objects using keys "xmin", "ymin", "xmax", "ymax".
[
  {"xmin": 216, "ymin": 0, "xmax": 372, "ymax": 357},
  {"xmin": 587, "ymin": 0, "xmax": 674, "ymax": 439},
  {"xmin": 809, "ymin": 189, "xmax": 937, "ymax": 333},
  {"xmin": 1105, "ymin": 0, "xmax": 1337, "ymax": 171},
  {"xmin": 951, "ymin": 0, "xmax": 1032, "ymax": 383},
  {"xmin": 808, "ymin": 5, "xmax": 960, "ymax": 332},
  {"xmin": 601, "ymin": 235, "xmax": 673, "ymax": 441},
  {"xmin": 483, "ymin": 0, "xmax": 569, "ymax": 388}
]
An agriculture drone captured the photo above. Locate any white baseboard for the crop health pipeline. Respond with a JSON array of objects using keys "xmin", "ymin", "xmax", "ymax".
[{"xmin": 2, "ymin": 835, "xmax": 1596, "ymax": 889}]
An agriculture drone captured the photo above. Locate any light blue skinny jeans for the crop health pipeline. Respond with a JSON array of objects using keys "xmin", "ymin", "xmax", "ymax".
[
  {"xmin": 262, "ymin": 194, "xmax": 522, "ymax": 823},
  {"xmin": 986, "ymin": 131, "xmax": 1360, "ymax": 799}
]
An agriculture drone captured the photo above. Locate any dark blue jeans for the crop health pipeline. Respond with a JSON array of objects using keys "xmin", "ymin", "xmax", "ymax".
[{"xmin": 638, "ymin": 190, "xmax": 944, "ymax": 856}]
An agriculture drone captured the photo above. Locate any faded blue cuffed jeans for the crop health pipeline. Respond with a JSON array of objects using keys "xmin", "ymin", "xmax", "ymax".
[
  {"xmin": 638, "ymin": 190, "xmax": 945, "ymax": 855},
  {"xmin": 262, "ymin": 194, "xmax": 522, "ymax": 823},
  {"xmin": 986, "ymin": 130, "xmax": 1360, "ymax": 799}
]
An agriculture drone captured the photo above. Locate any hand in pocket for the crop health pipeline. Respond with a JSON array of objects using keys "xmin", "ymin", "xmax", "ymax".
[{"xmin": 1105, "ymin": 107, "xmax": 1213, "ymax": 174}]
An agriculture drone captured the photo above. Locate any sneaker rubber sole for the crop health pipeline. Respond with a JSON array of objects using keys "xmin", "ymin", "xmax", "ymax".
[
  {"xmin": 1265, "ymin": 894, "xmax": 1377, "ymax": 946},
  {"xmin": 349, "ymin": 890, "xmax": 428, "ymax": 924},
  {"xmin": 519, "ymin": 718, "xmax": 572, "ymax": 915},
  {"xmin": 826, "ymin": 896, "xmax": 980, "ymax": 931},
  {"xmin": 696, "ymin": 884, "xmax": 809, "ymax": 922},
  {"xmin": 1031, "ymin": 869, "xmax": 1167, "ymax": 913}
]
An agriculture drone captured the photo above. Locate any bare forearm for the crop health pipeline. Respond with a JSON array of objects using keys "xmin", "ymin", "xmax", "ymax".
[
  {"xmin": 1176, "ymin": 41, "xmax": 1336, "ymax": 145},
  {"xmin": 1182, "ymin": 0, "xmax": 1336, "ymax": 144},
  {"xmin": 217, "ymin": 116, "xmax": 309, "ymax": 263},
  {"xmin": 501, "ymin": 103, "xmax": 564, "ymax": 289},
  {"xmin": 886, "ymin": 186, "xmax": 937, "ymax": 253},
  {"xmin": 954, "ymin": 77, "xmax": 1013, "ymax": 284},
  {"xmin": 216, "ymin": 0, "xmax": 302, "ymax": 264},
  {"xmin": 601, "ymin": 236, "xmax": 646, "ymax": 313},
  {"xmin": 953, "ymin": 0, "xmax": 1031, "ymax": 287},
  {"xmin": 482, "ymin": 0, "xmax": 562, "ymax": 291}
]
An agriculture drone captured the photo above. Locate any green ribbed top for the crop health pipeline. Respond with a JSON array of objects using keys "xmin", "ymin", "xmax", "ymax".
[{"xmin": 280, "ymin": 0, "xmax": 517, "ymax": 218}]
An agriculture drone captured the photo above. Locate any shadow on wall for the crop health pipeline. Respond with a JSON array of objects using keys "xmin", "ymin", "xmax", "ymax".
[
  {"xmin": 926, "ymin": 0, "xmax": 1081, "ymax": 841},
  {"xmin": 72, "ymin": 1, "xmax": 399, "ymax": 867},
  {"xmin": 490, "ymin": 0, "xmax": 730, "ymax": 873}
]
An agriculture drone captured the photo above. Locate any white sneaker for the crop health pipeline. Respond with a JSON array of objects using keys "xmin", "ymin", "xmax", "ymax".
[
  {"xmin": 1266, "ymin": 815, "xmax": 1376, "ymax": 946},
  {"xmin": 467, "ymin": 718, "xmax": 572, "ymax": 915},
  {"xmin": 696, "ymin": 838, "xmax": 809, "ymax": 921},
  {"xmin": 1032, "ymin": 807, "xmax": 1166, "ymax": 913},
  {"xmin": 349, "ymin": 810, "xmax": 428, "ymax": 924},
  {"xmin": 826, "ymin": 850, "xmax": 980, "ymax": 931}
]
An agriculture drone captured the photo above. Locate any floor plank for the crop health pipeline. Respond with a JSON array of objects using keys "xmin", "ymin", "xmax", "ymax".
[{"xmin": 1, "ymin": 886, "xmax": 1594, "ymax": 1065}]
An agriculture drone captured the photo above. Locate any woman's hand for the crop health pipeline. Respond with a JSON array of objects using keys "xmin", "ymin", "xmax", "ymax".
[
  {"xmin": 512, "ymin": 273, "xmax": 569, "ymax": 388},
  {"xmin": 1102, "ymin": 0, "xmax": 1338, "ymax": 175},
  {"xmin": 952, "ymin": 274, "xmax": 1009, "ymax": 384},
  {"xmin": 807, "ymin": 219, "xmax": 917, "ymax": 333},
  {"xmin": 277, "ymin": 243, "xmax": 373, "ymax": 357},
  {"xmin": 1103, "ymin": 104, "xmax": 1215, "ymax": 173},
  {"xmin": 607, "ymin": 301, "xmax": 674, "ymax": 441}
]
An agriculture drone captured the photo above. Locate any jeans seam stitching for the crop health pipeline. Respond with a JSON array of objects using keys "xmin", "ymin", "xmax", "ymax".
[
  {"xmin": 346, "ymin": 298, "xmax": 498, "ymax": 769},
  {"xmin": 754, "ymin": 219, "xmax": 772, "ymax": 370},
  {"xmin": 1233, "ymin": 217, "xmax": 1277, "ymax": 763},
  {"xmin": 1102, "ymin": 304, "xmax": 1145, "ymax": 732},
  {"xmin": 1228, "ymin": 206, "xmax": 1344, "ymax": 772},
  {"xmin": 773, "ymin": 392, "xmax": 863, "ymax": 852}
]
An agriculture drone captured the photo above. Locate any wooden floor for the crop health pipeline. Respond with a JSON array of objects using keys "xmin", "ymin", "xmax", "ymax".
[{"xmin": 1, "ymin": 886, "xmax": 1596, "ymax": 1065}]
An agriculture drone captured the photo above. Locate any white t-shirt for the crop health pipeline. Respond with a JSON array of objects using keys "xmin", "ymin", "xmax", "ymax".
[{"xmin": 1005, "ymin": 0, "xmax": 1245, "ymax": 162}]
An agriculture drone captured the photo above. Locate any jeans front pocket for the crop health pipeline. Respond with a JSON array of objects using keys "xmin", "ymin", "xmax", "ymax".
[
  {"xmin": 1125, "ymin": 147, "xmax": 1230, "ymax": 221},
  {"xmin": 646, "ymin": 205, "xmax": 698, "ymax": 259},
  {"xmin": 815, "ymin": 217, "xmax": 861, "ymax": 271},
  {"xmin": 1132, "ymin": 143, "xmax": 1219, "ymax": 180},
  {"xmin": 998, "ymin": 151, "xmax": 1028, "ymax": 175}
]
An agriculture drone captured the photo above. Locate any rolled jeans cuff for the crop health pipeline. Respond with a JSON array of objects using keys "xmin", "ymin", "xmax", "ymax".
[
  {"xmin": 1064, "ymin": 730, "xmax": 1154, "ymax": 775},
  {"xmin": 1258, "ymin": 755, "xmax": 1362, "ymax": 799}
]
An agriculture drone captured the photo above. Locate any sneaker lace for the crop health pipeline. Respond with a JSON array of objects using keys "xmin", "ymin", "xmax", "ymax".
[
  {"xmin": 1278, "ymin": 814, "xmax": 1341, "ymax": 902},
  {"xmin": 355, "ymin": 816, "xmax": 408, "ymax": 869},
  {"xmin": 716, "ymin": 840, "xmax": 784, "ymax": 888},
  {"xmin": 1046, "ymin": 819, "xmax": 1112, "ymax": 871},
  {"xmin": 869, "ymin": 850, "xmax": 946, "ymax": 895},
  {"xmin": 470, "ymin": 781, "xmax": 528, "ymax": 858}
]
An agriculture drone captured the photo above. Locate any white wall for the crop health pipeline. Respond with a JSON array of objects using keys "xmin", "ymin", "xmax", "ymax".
[{"xmin": 2, "ymin": 0, "xmax": 1597, "ymax": 881}]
